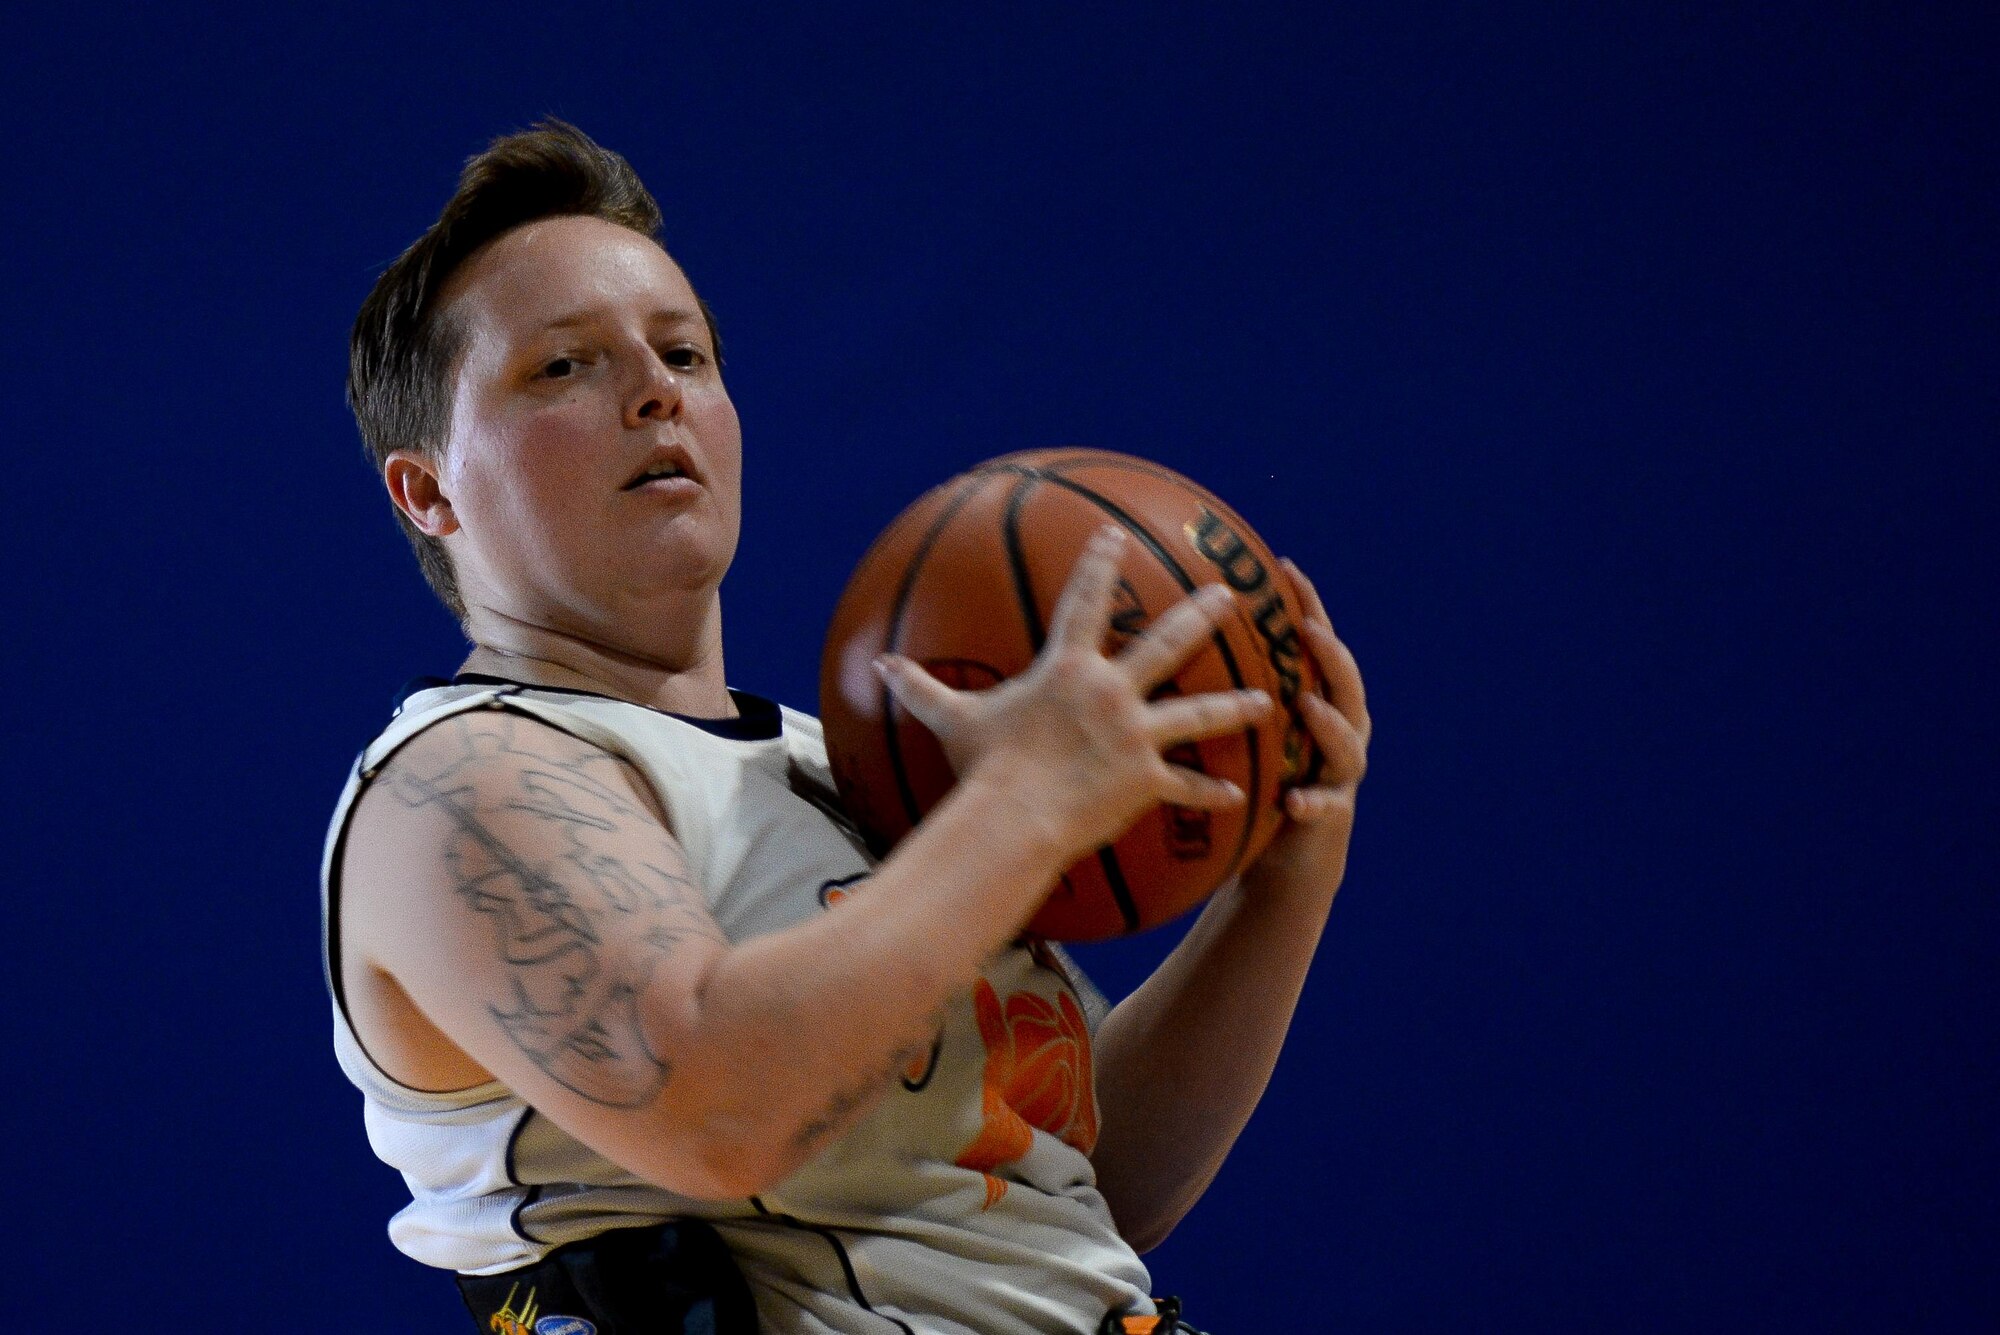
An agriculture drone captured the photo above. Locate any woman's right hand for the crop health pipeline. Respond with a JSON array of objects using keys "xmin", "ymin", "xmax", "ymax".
[{"xmin": 872, "ymin": 525, "xmax": 1275, "ymax": 867}]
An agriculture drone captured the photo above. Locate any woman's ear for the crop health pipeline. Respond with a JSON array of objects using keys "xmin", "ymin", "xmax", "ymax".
[{"xmin": 384, "ymin": 450, "xmax": 459, "ymax": 537}]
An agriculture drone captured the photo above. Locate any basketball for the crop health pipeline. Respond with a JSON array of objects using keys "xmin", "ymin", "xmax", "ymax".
[{"xmin": 819, "ymin": 448, "xmax": 1325, "ymax": 941}]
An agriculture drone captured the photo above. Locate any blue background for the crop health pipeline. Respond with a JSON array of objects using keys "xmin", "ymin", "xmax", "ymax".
[{"xmin": 4, "ymin": 3, "xmax": 1994, "ymax": 1328}]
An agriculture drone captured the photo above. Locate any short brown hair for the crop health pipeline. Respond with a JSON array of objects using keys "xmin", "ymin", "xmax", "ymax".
[{"xmin": 347, "ymin": 119, "xmax": 720, "ymax": 619}]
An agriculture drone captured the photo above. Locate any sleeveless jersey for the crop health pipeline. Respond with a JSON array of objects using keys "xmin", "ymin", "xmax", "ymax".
[{"xmin": 320, "ymin": 679, "xmax": 1154, "ymax": 1334}]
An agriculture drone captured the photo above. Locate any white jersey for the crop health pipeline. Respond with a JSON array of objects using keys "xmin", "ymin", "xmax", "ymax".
[{"xmin": 320, "ymin": 677, "xmax": 1154, "ymax": 1334}]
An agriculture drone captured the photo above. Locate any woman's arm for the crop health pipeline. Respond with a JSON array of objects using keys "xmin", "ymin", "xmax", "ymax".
[
  {"xmin": 344, "ymin": 527, "xmax": 1271, "ymax": 1199},
  {"xmin": 1089, "ymin": 561, "xmax": 1371, "ymax": 1249}
]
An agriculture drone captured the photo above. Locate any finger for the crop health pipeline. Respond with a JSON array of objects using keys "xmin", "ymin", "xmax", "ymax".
[
  {"xmin": 1045, "ymin": 526, "xmax": 1127, "ymax": 649},
  {"xmin": 1144, "ymin": 687, "xmax": 1273, "ymax": 748},
  {"xmin": 1116, "ymin": 583, "xmax": 1234, "ymax": 688},
  {"xmin": 1300, "ymin": 690, "xmax": 1368, "ymax": 786},
  {"xmin": 872, "ymin": 654, "xmax": 963, "ymax": 737},
  {"xmin": 1301, "ymin": 618, "xmax": 1370, "ymax": 740},
  {"xmin": 1281, "ymin": 557, "xmax": 1331, "ymax": 632},
  {"xmin": 1156, "ymin": 766, "xmax": 1246, "ymax": 811},
  {"xmin": 1284, "ymin": 784, "xmax": 1356, "ymax": 824},
  {"xmin": 1282, "ymin": 560, "xmax": 1367, "ymax": 731}
]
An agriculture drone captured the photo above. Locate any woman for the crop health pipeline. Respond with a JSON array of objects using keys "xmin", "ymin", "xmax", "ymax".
[{"xmin": 327, "ymin": 120, "xmax": 1370, "ymax": 1334}]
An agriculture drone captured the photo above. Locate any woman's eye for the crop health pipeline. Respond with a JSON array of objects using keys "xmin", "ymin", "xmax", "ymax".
[
  {"xmin": 542, "ymin": 356, "xmax": 577, "ymax": 379},
  {"xmin": 663, "ymin": 346, "xmax": 704, "ymax": 370}
]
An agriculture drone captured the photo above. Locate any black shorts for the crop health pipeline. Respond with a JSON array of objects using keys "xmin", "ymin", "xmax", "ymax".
[{"xmin": 456, "ymin": 1220, "xmax": 758, "ymax": 1335}]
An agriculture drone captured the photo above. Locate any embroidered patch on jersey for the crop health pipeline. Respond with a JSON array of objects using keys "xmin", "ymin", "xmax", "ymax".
[
  {"xmin": 955, "ymin": 978, "xmax": 1100, "ymax": 1207},
  {"xmin": 534, "ymin": 1318, "xmax": 597, "ymax": 1335},
  {"xmin": 488, "ymin": 1283, "xmax": 539, "ymax": 1334}
]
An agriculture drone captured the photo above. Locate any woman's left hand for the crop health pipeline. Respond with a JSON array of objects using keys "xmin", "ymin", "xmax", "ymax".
[{"xmin": 1241, "ymin": 558, "xmax": 1372, "ymax": 897}]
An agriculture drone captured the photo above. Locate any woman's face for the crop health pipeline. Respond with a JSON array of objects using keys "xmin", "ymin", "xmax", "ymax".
[{"xmin": 422, "ymin": 214, "xmax": 742, "ymax": 657}]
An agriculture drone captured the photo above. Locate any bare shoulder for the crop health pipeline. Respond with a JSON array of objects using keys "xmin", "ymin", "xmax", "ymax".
[{"xmin": 340, "ymin": 704, "xmax": 728, "ymax": 1111}]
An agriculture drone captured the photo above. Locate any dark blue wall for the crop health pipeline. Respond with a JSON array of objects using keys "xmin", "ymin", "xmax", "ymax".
[{"xmin": 4, "ymin": 3, "xmax": 1993, "ymax": 1328}]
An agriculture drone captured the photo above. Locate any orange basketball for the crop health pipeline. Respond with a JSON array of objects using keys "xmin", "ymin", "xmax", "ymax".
[{"xmin": 819, "ymin": 448, "xmax": 1324, "ymax": 941}]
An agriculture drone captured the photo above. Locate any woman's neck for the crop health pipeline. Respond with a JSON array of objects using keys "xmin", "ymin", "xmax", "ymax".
[{"xmin": 459, "ymin": 600, "xmax": 736, "ymax": 720}]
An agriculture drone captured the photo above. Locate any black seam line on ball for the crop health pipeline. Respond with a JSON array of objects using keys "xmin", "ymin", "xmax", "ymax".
[
  {"xmin": 1043, "ymin": 452, "xmax": 1277, "ymax": 576},
  {"xmin": 1028, "ymin": 469, "xmax": 1263, "ymax": 889},
  {"xmin": 1002, "ymin": 471, "xmax": 1049, "ymax": 651},
  {"xmin": 883, "ymin": 470, "xmax": 1000, "ymax": 833},
  {"xmin": 1047, "ymin": 452, "xmax": 1328, "ymax": 791},
  {"xmin": 1040, "ymin": 448, "xmax": 1217, "ymax": 494},
  {"xmin": 992, "ymin": 463, "xmax": 1144, "ymax": 932},
  {"xmin": 1095, "ymin": 844, "xmax": 1143, "ymax": 934}
]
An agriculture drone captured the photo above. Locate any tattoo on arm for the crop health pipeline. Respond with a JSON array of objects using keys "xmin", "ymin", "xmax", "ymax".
[
  {"xmin": 791, "ymin": 1030, "xmax": 936, "ymax": 1154},
  {"xmin": 388, "ymin": 714, "xmax": 726, "ymax": 1109}
]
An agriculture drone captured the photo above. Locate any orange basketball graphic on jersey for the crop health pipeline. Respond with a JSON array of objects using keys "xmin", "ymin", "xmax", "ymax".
[{"xmin": 955, "ymin": 979, "xmax": 1099, "ymax": 1207}]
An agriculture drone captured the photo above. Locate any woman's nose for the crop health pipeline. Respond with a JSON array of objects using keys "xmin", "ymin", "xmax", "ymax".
[{"xmin": 625, "ymin": 352, "xmax": 684, "ymax": 427}]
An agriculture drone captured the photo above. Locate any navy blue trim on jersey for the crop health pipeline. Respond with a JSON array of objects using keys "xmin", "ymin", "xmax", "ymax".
[
  {"xmin": 390, "ymin": 672, "xmax": 784, "ymax": 740},
  {"xmin": 393, "ymin": 674, "xmax": 452, "ymax": 714},
  {"xmin": 503, "ymin": 1108, "xmax": 546, "ymax": 1245},
  {"xmin": 749, "ymin": 1197, "xmax": 915, "ymax": 1335}
]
